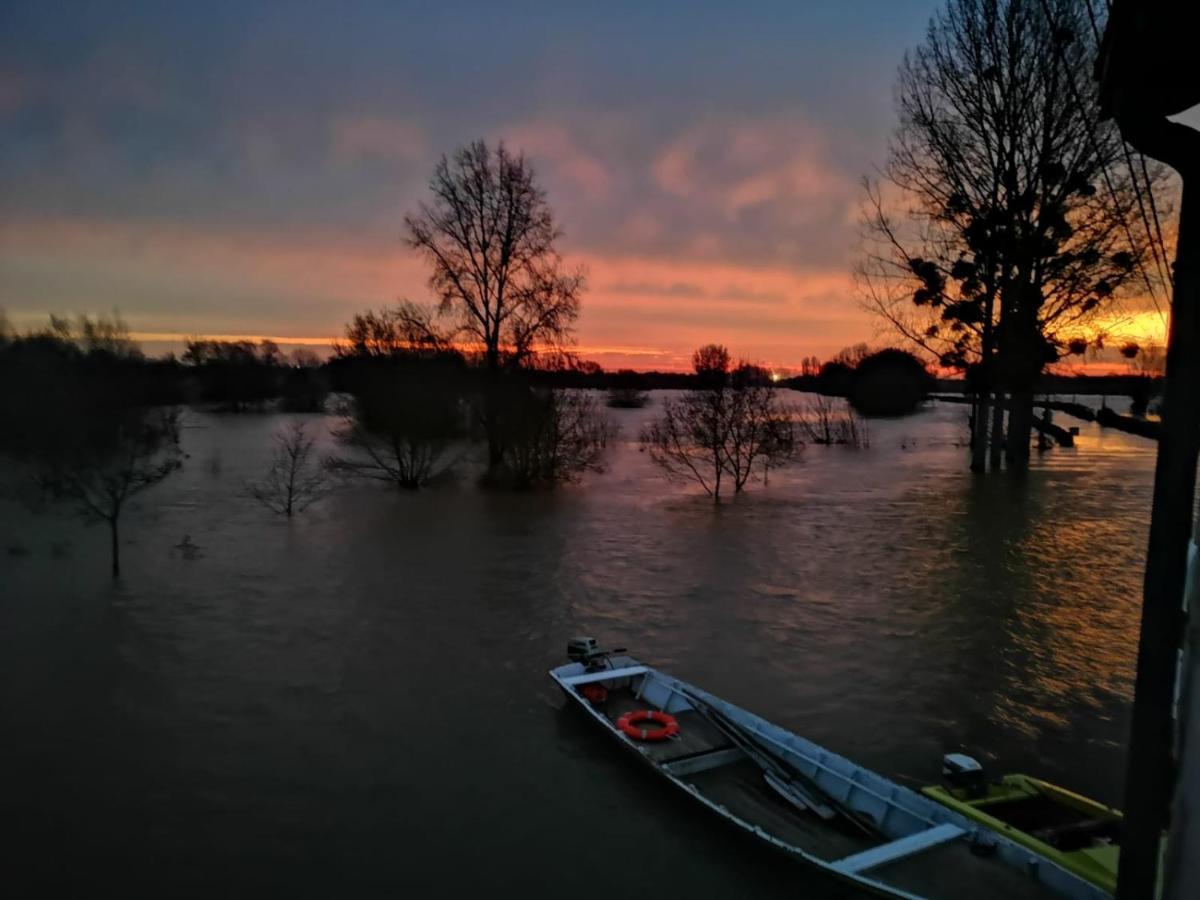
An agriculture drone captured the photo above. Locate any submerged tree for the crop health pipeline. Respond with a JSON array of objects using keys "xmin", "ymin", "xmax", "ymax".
[
  {"xmin": 247, "ymin": 421, "xmax": 330, "ymax": 517},
  {"xmin": 327, "ymin": 358, "xmax": 465, "ymax": 489},
  {"xmin": 606, "ymin": 370, "xmax": 650, "ymax": 409},
  {"xmin": 860, "ymin": 0, "xmax": 1165, "ymax": 470},
  {"xmin": 641, "ymin": 344, "xmax": 798, "ymax": 501},
  {"xmin": 799, "ymin": 396, "xmax": 870, "ymax": 448},
  {"xmin": 35, "ymin": 409, "xmax": 182, "ymax": 577},
  {"xmin": 496, "ymin": 387, "xmax": 615, "ymax": 489},
  {"xmin": 404, "ymin": 140, "xmax": 585, "ymax": 468},
  {"xmin": 0, "ymin": 315, "xmax": 182, "ymax": 577},
  {"xmin": 723, "ymin": 365, "xmax": 799, "ymax": 490},
  {"xmin": 182, "ymin": 338, "xmax": 283, "ymax": 411},
  {"xmin": 848, "ymin": 348, "xmax": 935, "ymax": 416}
]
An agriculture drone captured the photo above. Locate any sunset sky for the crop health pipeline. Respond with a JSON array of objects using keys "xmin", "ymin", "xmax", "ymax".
[{"xmin": 0, "ymin": 2, "xmax": 1188, "ymax": 370}]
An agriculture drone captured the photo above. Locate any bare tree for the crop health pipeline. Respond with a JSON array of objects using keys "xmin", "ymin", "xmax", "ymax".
[
  {"xmin": 334, "ymin": 302, "xmax": 451, "ymax": 359},
  {"xmin": 34, "ymin": 408, "xmax": 182, "ymax": 577},
  {"xmin": 799, "ymin": 395, "xmax": 870, "ymax": 448},
  {"xmin": 326, "ymin": 383, "xmax": 463, "ymax": 490},
  {"xmin": 327, "ymin": 357, "xmax": 465, "ymax": 490},
  {"xmin": 499, "ymin": 388, "xmax": 615, "ymax": 488},
  {"xmin": 641, "ymin": 345, "xmax": 798, "ymax": 501},
  {"xmin": 723, "ymin": 366, "xmax": 799, "ymax": 490},
  {"xmin": 247, "ymin": 421, "xmax": 330, "ymax": 517},
  {"xmin": 404, "ymin": 140, "xmax": 585, "ymax": 467},
  {"xmin": 0, "ymin": 315, "xmax": 182, "ymax": 577},
  {"xmin": 860, "ymin": 0, "xmax": 1166, "ymax": 470}
]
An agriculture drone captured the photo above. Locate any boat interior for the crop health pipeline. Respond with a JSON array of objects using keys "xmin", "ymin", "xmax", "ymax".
[
  {"xmin": 557, "ymin": 661, "xmax": 1088, "ymax": 900},
  {"xmin": 959, "ymin": 784, "xmax": 1122, "ymax": 852}
]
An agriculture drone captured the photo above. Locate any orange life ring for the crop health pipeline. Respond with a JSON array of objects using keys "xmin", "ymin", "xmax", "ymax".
[{"xmin": 617, "ymin": 710, "xmax": 679, "ymax": 742}]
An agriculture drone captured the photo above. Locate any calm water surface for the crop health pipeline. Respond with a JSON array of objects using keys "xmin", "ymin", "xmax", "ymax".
[{"xmin": 0, "ymin": 395, "xmax": 1155, "ymax": 897}]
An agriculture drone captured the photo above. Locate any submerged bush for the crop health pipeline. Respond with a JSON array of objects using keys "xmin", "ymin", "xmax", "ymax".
[{"xmin": 495, "ymin": 387, "xmax": 616, "ymax": 489}]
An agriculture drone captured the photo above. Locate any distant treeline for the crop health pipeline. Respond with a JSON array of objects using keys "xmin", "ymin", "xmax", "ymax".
[
  {"xmin": 0, "ymin": 320, "xmax": 329, "ymax": 413},
  {"xmin": 1, "ymin": 317, "xmax": 1152, "ymax": 412}
]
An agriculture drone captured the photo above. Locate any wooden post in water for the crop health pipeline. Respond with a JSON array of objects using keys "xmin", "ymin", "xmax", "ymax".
[{"xmin": 1097, "ymin": 4, "xmax": 1200, "ymax": 897}]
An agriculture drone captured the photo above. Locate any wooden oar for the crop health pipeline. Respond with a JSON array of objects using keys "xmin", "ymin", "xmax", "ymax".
[
  {"xmin": 679, "ymin": 686, "xmax": 876, "ymax": 837},
  {"xmin": 763, "ymin": 768, "xmax": 833, "ymax": 818},
  {"xmin": 682, "ymin": 690, "xmax": 839, "ymax": 822}
]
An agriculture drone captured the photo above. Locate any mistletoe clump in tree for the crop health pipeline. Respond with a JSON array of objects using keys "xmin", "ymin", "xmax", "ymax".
[{"xmin": 860, "ymin": 0, "xmax": 1166, "ymax": 470}]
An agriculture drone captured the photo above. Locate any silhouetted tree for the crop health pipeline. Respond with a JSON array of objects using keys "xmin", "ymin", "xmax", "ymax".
[
  {"xmin": 335, "ymin": 303, "xmax": 450, "ymax": 359},
  {"xmin": 0, "ymin": 316, "xmax": 182, "ymax": 577},
  {"xmin": 606, "ymin": 385, "xmax": 650, "ymax": 409},
  {"xmin": 606, "ymin": 369, "xmax": 650, "ymax": 409},
  {"xmin": 404, "ymin": 140, "xmax": 585, "ymax": 468},
  {"xmin": 861, "ymin": 0, "xmax": 1165, "ymax": 469},
  {"xmin": 182, "ymin": 338, "xmax": 282, "ymax": 411},
  {"xmin": 496, "ymin": 387, "xmax": 615, "ymax": 488},
  {"xmin": 692, "ymin": 343, "xmax": 732, "ymax": 387},
  {"xmin": 641, "ymin": 345, "xmax": 797, "ymax": 501},
  {"xmin": 724, "ymin": 364, "xmax": 799, "ymax": 490},
  {"xmin": 247, "ymin": 421, "xmax": 330, "ymax": 517},
  {"xmin": 290, "ymin": 347, "xmax": 322, "ymax": 368},
  {"xmin": 36, "ymin": 409, "xmax": 182, "ymax": 577},
  {"xmin": 800, "ymin": 395, "xmax": 870, "ymax": 448},
  {"xmin": 849, "ymin": 349, "xmax": 935, "ymax": 416},
  {"xmin": 833, "ymin": 343, "xmax": 871, "ymax": 369},
  {"xmin": 1120, "ymin": 342, "xmax": 1166, "ymax": 417},
  {"xmin": 327, "ymin": 358, "xmax": 465, "ymax": 489},
  {"xmin": 74, "ymin": 312, "xmax": 144, "ymax": 359},
  {"xmin": 279, "ymin": 349, "xmax": 329, "ymax": 413},
  {"xmin": 816, "ymin": 360, "xmax": 856, "ymax": 397}
]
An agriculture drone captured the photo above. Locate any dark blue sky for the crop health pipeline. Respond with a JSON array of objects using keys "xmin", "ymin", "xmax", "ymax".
[{"xmin": 0, "ymin": 2, "xmax": 1043, "ymax": 366}]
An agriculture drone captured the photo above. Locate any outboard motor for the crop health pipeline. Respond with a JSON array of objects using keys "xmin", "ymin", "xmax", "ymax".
[
  {"xmin": 566, "ymin": 636, "xmax": 625, "ymax": 671},
  {"xmin": 942, "ymin": 753, "xmax": 986, "ymax": 797},
  {"xmin": 567, "ymin": 636, "xmax": 600, "ymax": 664}
]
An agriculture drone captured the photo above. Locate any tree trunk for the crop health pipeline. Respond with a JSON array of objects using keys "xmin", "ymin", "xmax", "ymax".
[
  {"xmin": 484, "ymin": 379, "xmax": 504, "ymax": 469},
  {"xmin": 109, "ymin": 516, "xmax": 120, "ymax": 578},
  {"xmin": 971, "ymin": 292, "xmax": 997, "ymax": 473},
  {"xmin": 970, "ymin": 392, "xmax": 991, "ymax": 473},
  {"xmin": 989, "ymin": 391, "xmax": 1006, "ymax": 471}
]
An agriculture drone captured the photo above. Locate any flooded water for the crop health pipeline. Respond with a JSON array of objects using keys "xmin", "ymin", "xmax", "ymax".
[{"xmin": 0, "ymin": 394, "xmax": 1155, "ymax": 897}]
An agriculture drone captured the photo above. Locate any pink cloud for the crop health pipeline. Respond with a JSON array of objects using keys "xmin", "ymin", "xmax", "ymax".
[
  {"xmin": 500, "ymin": 121, "xmax": 614, "ymax": 200},
  {"xmin": 651, "ymin": 116, "xmax": 850, "ymax": 219}
]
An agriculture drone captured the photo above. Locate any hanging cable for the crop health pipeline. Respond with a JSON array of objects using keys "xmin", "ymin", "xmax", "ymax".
[
  {"xmin": 1084, "ymin": 0, "xmax": 1174, "ymax": 302},
  {"xmin": 1036, "ymin": 0, "xmax": 1168, "ymax": 326}
]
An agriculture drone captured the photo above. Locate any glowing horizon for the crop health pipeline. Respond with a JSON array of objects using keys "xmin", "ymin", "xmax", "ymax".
[{"xmin": 1, "ymin": 3, "xmax": 1191, "ymax": 374}]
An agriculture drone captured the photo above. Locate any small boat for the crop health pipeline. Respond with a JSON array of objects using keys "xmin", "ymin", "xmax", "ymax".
[
  {"xmin": 921, "ymin": 755, "xmax": 1122, "ymax": 895},
  {"xmin": 551, "ymin": 638, "xmax": 1109, "ymax": 900}
]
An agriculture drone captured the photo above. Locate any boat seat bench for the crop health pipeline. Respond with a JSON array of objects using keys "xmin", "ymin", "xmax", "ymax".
[
  {"xmin": 661, "ymin": 745, "xmax": 745, "ymax": 777},
  {"xmin": 829, "ymin": 823, "xmax": 966, "ymax": 875},
  {"xmin": 560, "ymin": 666, "xmax": 648, "ymax": 686}
]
